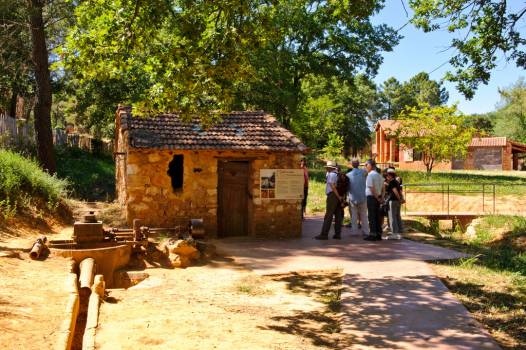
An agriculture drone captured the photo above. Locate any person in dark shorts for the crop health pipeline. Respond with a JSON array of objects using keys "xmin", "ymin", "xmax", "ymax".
[
  {"xmin": 300, "ymin": 158, "xmax": 309, "ymax": 220},
  {"xmin": 364, "ymin": 160, "xmax": 384, "ymax": 241},
  {"xmin": 315, "ymin": 161, "xmax": 344, "ymax": 240}
]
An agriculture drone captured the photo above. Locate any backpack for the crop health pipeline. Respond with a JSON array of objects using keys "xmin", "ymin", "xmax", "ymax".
[{"xmin": 336, "ymin": 172, "xmax": 350, "ymax": 195}]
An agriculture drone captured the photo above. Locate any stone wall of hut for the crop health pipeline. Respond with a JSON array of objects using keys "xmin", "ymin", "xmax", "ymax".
[{"xmin": 118, "ymin": 148, "xmax": 303, "ymax": 238}]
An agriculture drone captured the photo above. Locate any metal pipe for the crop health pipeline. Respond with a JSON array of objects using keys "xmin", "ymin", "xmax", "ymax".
[
  {"xmin": 148, "ymin": 227, "xmax": 180, "ymax": 232},
  {"xmin": 110, "ymin": 227, "xmax": 184, "ymax": 233},
  {"xmin": 447, "ymin": 184, "xmax": 450, "ymax": 216},
  {"xmin": 109, "ymin": 228, "xmax": 133, "ymax": 233},
  {"xmin": 29, "ymin": 235, "xmax": 47, "ymax": 260},
  {"xmin": 482, "ymin": 184, "xmax": 485, "ymax": 213},
  {"xmin": 79, "ymin": 258, "xmax": 96, "ymax": 297},
  {"xmin": 493, "ymin": 184, "xmax": 496, "ymax": 214},
  {"xmin": 133, "ymin": 219, "xmax": 142, "ymax": 241}
]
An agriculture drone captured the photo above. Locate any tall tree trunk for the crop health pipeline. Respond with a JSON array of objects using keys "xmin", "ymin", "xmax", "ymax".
[
  {"xmin": 28, "ymin": 0, "xmax": 56, "ymax": 174},
  {"xmin": 8, "ymin": 89, "xmax": 17, "ymax": 118}
]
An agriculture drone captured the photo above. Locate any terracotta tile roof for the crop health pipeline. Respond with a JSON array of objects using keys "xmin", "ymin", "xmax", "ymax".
[
  {"xmin": 469, "ymin": 137, "xmax": 507, "ymax": 147},
  {"xmin": 375, "ymin": 120, "xmax": 400, "ymax": 135},
  {"xmin": 509, "ymin": 139, "xmax": 526, "ymax": 151},
  {"xmin": 119, "ymin": 109, "xmax": 307, "ymax": 152}
]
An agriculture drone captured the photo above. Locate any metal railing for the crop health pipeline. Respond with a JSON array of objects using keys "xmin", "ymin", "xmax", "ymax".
[{"xmin": 402, "ymin": 183, "xmax": 497, "ymax": 216}]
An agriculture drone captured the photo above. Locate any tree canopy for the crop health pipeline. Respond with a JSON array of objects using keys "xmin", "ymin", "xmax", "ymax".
[
  {"xmin": 373, "ymin": 72, "xmax": 448, "ymax": 120},
  {"xmin": 492, "ymin": 79, "xmax": 526, "ymax": 143},
  {"xmin": 410, "ymin": 0, "xmax": 526, "ymax": 98},
  {"xmin": 294, "ymin": 74, "xmax": 377, "ymax": 156},
  {"xmin": 64, "ymin": 0, "xmax": 399, "ymax": 126}
]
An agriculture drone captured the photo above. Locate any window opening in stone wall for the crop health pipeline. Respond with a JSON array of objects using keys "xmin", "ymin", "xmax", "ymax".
[{"xmin": 168, "ymin": 155, "xmax": 184, "ymax": 190}]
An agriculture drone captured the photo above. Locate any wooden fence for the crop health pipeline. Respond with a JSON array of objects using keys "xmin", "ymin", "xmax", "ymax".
[
  {"xmin": 1, "ymin": 113, "xmax": 113, "ymax": 155},
  {"xmin": 0, "ymin": 113, "xmax": 32, "ymax": 142}
]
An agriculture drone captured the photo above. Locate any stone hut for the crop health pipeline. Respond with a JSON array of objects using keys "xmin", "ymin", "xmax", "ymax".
[{"xmin": 114, "ymin": 107, "xmax": 308, "ymax": 238}]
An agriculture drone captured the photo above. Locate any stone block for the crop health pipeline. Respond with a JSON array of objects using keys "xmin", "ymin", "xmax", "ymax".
[
  {"xmin": 148, "ymin": 153, "xmax": 163, "ymax": 163},
  {"xmin": 145, "ymin": 186, "xmax": 161, "ymax": 196},
  {"xmin": 150, "ymin": 173, "xmax": 169, "ymax": 187},
  {"xmin": 128, "ymin": 175, "xmax": 150, "ymax": 187},
  {"xmin": 132, "ymin": 202, "xmax": 149, "ymax": 213},
  {"xmin": 127, "ymin": 164, "xmax": 140, "ymax": 175},
  {"xmin": 162, "ymin": 238, "xmax": 201, "ymax": 268}
]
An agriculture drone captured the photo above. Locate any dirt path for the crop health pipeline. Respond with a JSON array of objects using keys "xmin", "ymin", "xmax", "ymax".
[
  {"xmin": 0, "ymin": 237, "xmax": 72, "ymax": 349},
  {"xmin": 96, "ymin": 265, "xmax": 347, "ymax": 350}
]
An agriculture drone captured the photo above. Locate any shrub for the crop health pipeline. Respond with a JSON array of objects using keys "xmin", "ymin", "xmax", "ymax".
[
  {"xmin": 55, "ymin": 147, "xmax": 115, "ymax": 201},
  {"xmin": 0, "ymin": 149, "xmax": 68, "ymax": 217}
]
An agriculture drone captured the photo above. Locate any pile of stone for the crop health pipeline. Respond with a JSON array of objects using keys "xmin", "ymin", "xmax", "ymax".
[{"xmin": 161, "ymin": 237, "xmax": 215, "ymax": 268}]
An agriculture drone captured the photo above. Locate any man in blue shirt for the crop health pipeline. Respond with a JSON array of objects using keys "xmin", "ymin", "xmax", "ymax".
[
  {"xmin": 346, "ymin": 158, "xmax": 369, "ymax": 237},
  {"xmin": 315, "ymin": 161, "xmax": 344, "ymax": 240}
]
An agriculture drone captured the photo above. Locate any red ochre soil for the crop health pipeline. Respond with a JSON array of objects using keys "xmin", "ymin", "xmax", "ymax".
[
  {"xmin": 95, "ymin": 267, "xmax": 347, "ymax": 350},
  {"xmin": 0, "ymin": 216, "xmax": 72, "ymax": 350},
  {"xmin": 1, "ymin": 210, "xmax": 347, "ymax": 350}
]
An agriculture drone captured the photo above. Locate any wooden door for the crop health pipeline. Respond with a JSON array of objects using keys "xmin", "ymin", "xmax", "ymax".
[{"xmin": 218, "ymin": 161, "xmax": 249, "ymax": 237}]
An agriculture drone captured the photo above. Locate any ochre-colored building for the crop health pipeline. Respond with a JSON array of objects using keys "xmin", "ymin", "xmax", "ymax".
[
  {"xmin": 374, "ymin": 120, "xmax": 400, "ymax": 164},
  {"xmin": 115, "ymin": 107, "xmax": 308, "ymax": 238},
  {"xmin": 373, "ymin": 120, "xmax": 526, "ymax": 171}
]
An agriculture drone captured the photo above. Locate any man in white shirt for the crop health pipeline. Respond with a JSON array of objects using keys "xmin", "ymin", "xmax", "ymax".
[
  {"xmin": 315, "ymin": 161, "xmax": 344, "ymax": 240},
  {"xmin": 364, "ymin": 159, "xmax": 384, "ymax": 241}
]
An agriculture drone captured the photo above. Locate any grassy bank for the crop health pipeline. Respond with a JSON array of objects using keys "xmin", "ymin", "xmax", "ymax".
[
  {"xmin": 405, "ymin": 216, "xmax": 526, "ymax": 349},
  {"xmin": 56, "ymin": 147, "xmax": 115, "ymax": 201},
  {"xmin": 398, "ymin": 170, "xmax": 526, "ymax": 196},
  {"xmin": 0, "ymin": 149, "xmax": 68, "ymax": 220}
]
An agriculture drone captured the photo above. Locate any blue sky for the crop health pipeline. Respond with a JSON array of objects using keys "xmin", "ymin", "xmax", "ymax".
[{"xmin": 372, "ymin": 1, "xmax": 525, "ymax": 115}]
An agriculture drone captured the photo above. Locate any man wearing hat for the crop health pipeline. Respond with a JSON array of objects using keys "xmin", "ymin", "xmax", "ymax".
[
  {"xmin": 315, "ymin": 160, "xmax": 344, "ymax": 240},
  {"xmin": 346, "ymin": 158, "xmax": 369, "ymax": 237}
]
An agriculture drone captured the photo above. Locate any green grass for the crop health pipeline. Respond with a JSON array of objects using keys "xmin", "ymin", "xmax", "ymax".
[
  {"xmin": 307, "ymin": 169, "xmax": 327, "ymax": 214},
  {"xmin": 398, "ymin": 170, "xmax": 526, "ymax": 196},
  {"xmin": 56, "ymin": 147, "xmax": 115, "ymax": 201},
  {"xmin": 405, "ymin": 216, "xmax": 526, "ymax": 349},
  {"xmin": 0, "ymin": 149, "xmax": 68, "ymax": 219}
]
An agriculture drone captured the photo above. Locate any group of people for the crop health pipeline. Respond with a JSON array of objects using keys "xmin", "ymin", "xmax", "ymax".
[{"xmin": 301, "ymin": 158, "xmax": 404, "ymax": 241}]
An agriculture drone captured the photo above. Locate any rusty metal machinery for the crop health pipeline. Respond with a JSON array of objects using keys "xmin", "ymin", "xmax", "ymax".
[
  {"xmin": 41, "ymin": 212, "xmax": 205, "ymax": 254},
  {"xmin": 106, "ymin": 218, "xmax": 205, "ymax": 244},
  {"xmin": 73, "ymin": 211, "xmax": 104, "ymax": 244}
]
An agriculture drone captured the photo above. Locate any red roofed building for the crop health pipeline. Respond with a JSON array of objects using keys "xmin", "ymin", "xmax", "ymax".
[
  {"xmin": 373, "ymin": 121, "xmax": 526, "ymax": 171},
  {"xmin": 115, "ymin": 107, "xmax": 308, "ymax": 238}
]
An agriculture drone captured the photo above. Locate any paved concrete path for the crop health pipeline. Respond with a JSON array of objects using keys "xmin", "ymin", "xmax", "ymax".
[{"xmin": 213, "ymin": 217, "xmax": 501, "ymax": 350}]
